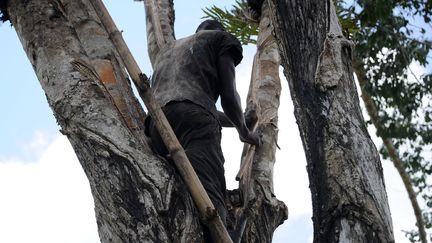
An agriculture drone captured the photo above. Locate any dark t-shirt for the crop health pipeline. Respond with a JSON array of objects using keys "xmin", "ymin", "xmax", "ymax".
[{"xmin": 151, "ymin": 30, "xmax": 243, "ymax": 118}]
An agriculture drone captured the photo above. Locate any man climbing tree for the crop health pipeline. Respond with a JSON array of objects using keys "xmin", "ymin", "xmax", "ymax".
[{"xmin": 145, "ymin": 19, "xmax": 261, "ymax": 242}]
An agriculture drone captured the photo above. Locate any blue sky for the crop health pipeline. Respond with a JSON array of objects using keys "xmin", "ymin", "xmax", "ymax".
[
  {"xmin": 0, "ymin": 1, "xmax": 418, "ymax": 242},
  {"xmin": 0, "ymin": 24, "xmax": 57, "ymax": 160}
]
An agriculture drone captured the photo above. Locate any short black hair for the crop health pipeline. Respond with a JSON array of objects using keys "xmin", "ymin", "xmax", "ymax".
[
  {"xmin": 0, "ymin": 0, "xmax": 9, "ymax": 22},
  {"xmin": 196, "ymin": 20, "xmax": 225, "ymax": 33}
]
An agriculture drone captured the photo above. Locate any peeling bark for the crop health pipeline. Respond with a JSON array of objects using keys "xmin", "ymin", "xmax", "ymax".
[
  {"xmin": 268, "ymin": 0, "xmax": 394, "ymax": 242},
  {"xmin": 232, "ymin": 2, "xmax": 288, "ymax": 242},
  {"xmin": 60, "ymin": 0, "xmax": 149, "ymax": 148}
]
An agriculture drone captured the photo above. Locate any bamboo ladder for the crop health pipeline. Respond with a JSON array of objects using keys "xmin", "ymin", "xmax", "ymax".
[{"xmin": 88, "ymin": 0, "xmax": 233, "ymax": 242}]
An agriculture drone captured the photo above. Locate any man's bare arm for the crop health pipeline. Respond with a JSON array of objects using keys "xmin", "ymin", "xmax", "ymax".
[
  {"xmin": 216, "ymin": 110, "xmax": 235, "ymax": 127},
  {"xmin": 217, "ymin": 110, "xmax": 258, "ymax": 129},
  {"xmin": 217, "ymin": 53, "xmax": 261, "ymax": 146}
]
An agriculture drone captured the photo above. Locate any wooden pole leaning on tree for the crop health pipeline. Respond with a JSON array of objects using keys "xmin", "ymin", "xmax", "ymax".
[
  {"xmin": 88, "ymin": 0, "xmax": 233, "ymax": 242},
  {"xmin": 236, "ymin": 121, "xmax": 258, "ymax": 181}
]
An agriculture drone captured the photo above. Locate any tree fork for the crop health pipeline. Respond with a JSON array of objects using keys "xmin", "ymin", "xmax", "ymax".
[{"xmin": 88, "ymin": 0, "xmax": 232, "ymax": 242}]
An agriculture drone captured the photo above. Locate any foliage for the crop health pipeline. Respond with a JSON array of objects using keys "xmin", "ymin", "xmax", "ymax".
[
  {"xmin": 202, "ymin": 0, "xmax": 258, "ymax": 45},
  {"xmin": 336, "ymin": 0, "xmax": 432, "ymax": 241}
]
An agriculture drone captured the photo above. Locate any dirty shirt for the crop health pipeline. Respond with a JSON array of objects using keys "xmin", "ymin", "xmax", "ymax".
[
  {"xmin": 147, "ymin": 30, "xmax": 243, "ymax": 233},
  {"xmin": 151, "ymin": 30, "xmax": 243, "ymax": 119}
]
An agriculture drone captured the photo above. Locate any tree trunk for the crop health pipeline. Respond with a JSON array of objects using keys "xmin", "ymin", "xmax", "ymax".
[
  {"xmin": 235, "ymin": 1, "xmax": 288, "ymax": 242},
  {"xmin": 268, "ymin": 0, "xmax": 394, "ymax": 242},
  {"xmin": 6, "ymin": 0, "xmax": 203, "ymax": 242}
]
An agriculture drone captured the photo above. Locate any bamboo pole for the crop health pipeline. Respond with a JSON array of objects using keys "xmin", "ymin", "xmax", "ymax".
[
  {"xmin": 236, "ymin": 122, "xmax": 258, "ymax": 181},
  {"xmin": 88, "ymin": 0, "xmax": 233, "ymax": 242},
  {"xmin": 236, "ymin": 145, "xmax": 256, "ymax": 181}
]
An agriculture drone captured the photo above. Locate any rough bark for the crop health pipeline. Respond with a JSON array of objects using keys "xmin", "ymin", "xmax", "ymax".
[
  {"xmin": 62, "ymin": 0, "xmax": 148, "ymax": 148},
  {"xmin": 268, "ymin": 0, "xmax": 394, "ymax": 242},
  {"xmin": 7, "ymin": 0, "xmax": 203, "ymax": 242},
  {"xmin": 232, "ymin": 1, "xmax": 288, "ymax": 242}
]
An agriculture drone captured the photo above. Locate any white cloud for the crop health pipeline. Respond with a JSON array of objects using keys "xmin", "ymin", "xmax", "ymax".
[
  {"xmin": 0, "ymin": 134, "xmax": 99, "ymax": 243},
  {"xmin": 0, "ymin": 131, "xmax": 55, "ymax": 162},
  {"xmin": 24, "ymin": 130, "xmax": 52, "ymax": 152},
  {"xmin": 21, "ymin": 130, "xmax": 55, "ymax": 159}
]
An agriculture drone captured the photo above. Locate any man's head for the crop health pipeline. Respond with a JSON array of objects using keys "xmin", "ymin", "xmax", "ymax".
[{"xmin": 196, "ymin": 20, "xmax": 225, "ymax": 33}]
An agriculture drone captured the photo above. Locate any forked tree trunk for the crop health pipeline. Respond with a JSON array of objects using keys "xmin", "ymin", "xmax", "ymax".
[{"xmin": 268, "ymin": 0, "xmax": 394, "ymax": 242}]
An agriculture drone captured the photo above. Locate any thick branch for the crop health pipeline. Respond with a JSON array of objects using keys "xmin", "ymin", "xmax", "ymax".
[{"xmin": 142, "ymin": 0, "xmax": 175, "ymax": 67}]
